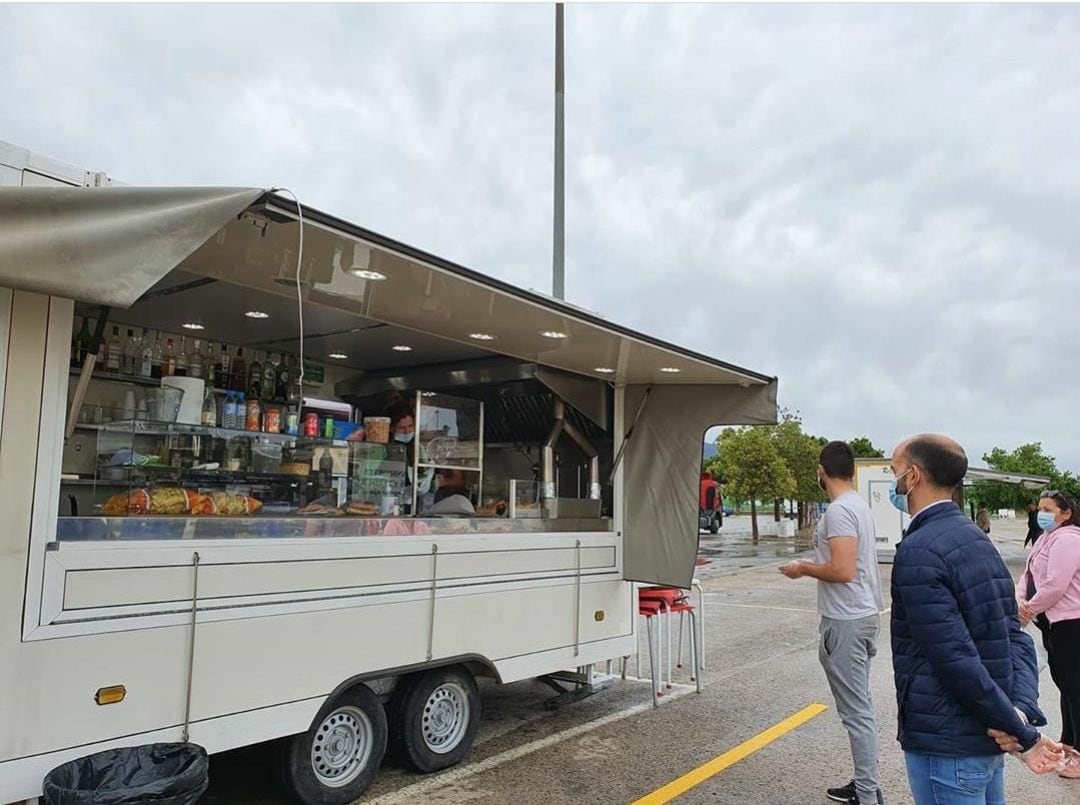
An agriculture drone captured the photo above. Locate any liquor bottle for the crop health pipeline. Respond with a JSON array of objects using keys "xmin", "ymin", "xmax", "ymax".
[
  {"xmin": 275, "ymin": 352, "xmax": 289, "ymax": 400},
  {"xmin": 176, "ymin": 336, "xmax": 190, "ymax": 377},
  {"xmin": 286, "ymin": 355, "xmax": 301, "ymax": 403},
  {"xmin": 106, "ymin": 326, "xmax": 122, "ymax": 372},
  {"xmin": 139, "ymin": 328, "xmax": 153, "ymax": 378},
  {"xmin": 247, "ymin": 351, "xmax": 262, "ymax": 398},
  {"xmin": 205, "ymin": 346, "xmax": 216, "ymax": 388},
  {"xmin": 217, "ymin": 343, "xmax": 230, "ymax": 388},
  {"xmin": 262, "ymin": 352, "xmax": 277, "ymax": 401},
  {"xmin": 122, "ymin": 328, "xmax": 138, "ymax": 375},
  {"xmin": 231, "ymin": 347, "xmax": 246, "ymax": 392},
  {"xmin": 201, "ymin": 387, "xmax": 217, "ymax": 427},
  {"xmin": 164, "ymin": 338, "xmax": 177, "ymax": 377},
  {"xmin": 190, "ymin": 339, "xmax": 204, "ymax": 379},
  {"xmin": 76, "ymin": 317, "xmax": 92, "ymax": 364},
  {"xmin": 150, "ymin": 332, "xmax": 164, "ymax": 379}
]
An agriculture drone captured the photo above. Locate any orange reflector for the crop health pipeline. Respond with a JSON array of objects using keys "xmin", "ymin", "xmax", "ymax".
[{"xmin": 95, "ymin": 685, "xmax": 126, "ymax": 705}]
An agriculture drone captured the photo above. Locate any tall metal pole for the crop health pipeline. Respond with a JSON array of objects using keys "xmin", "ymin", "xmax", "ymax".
[{"xmin": 553, "ymin": 3, "xmax": 566, "ymax": 300}]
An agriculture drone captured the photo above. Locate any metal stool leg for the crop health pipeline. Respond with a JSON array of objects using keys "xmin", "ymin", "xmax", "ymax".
[
  {"xmin": 689, "ymin": 609, "xmax": 701, "ymax": 693},
  {"xmin": 645, "ymin": 615, "xmax": 660, "ymax": 706},
  {"xmin": 692, "ymin": 579, "xmax": 705, "ymax": 670},
  {"xmin": 677, "ymin": 611, "xmax": 685, "ymax": 669},
  {"xmin": 661, "ymin": 600, "xmax": 673, "ymax": 690}
]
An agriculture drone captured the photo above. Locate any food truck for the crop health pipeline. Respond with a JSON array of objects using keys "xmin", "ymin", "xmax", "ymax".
[{"xmin": 0, "ymin": 143, "xmax": 777, "ymax": 803}]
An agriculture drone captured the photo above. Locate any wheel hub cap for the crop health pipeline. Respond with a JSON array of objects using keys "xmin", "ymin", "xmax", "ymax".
[
  {"xmin": 422, "ymin": 683, "xmax": 469, "ymax": 754},
  {"xmin": 311, "ymin": 706, "xmax": 373, "ymax": 787}
]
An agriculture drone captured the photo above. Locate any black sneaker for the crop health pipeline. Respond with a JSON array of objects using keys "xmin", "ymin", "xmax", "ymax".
[{"xmin": 826, "ymin": 781, "xmax": 856, "ymax": 804}]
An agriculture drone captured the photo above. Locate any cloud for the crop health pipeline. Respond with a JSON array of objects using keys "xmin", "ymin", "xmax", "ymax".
[{"xmin": 2, "ymin": 3, "xmax": 1079, "ymax": 469}]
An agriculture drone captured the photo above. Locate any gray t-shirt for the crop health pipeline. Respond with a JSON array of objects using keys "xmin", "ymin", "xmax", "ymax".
[{"xmin": 813, "ymin": 490, "xmax": 885, "ymax": 620}]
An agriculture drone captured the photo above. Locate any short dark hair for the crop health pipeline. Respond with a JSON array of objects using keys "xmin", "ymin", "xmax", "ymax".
[
  {"xmin": 906, "ymin": 436, "xmax": 968, "ymax": 489},
  {"xmin": 819, "ymin": 441, "xmax": 855, "ymax": 480}
]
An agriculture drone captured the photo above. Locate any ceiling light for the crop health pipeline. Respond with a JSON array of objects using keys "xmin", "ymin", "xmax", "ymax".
[
  {"xmin": 350, "ymin": 269, "xmax": 387, "ymax": 281},
  {"xmin": 328, "ymin": 352, "xmax": 348, "ymax": 360},
  {"xmin": 245, "ymin": 310, "xmax": 270, "ymax": 319},
  {"xmin": 181, "ymin": 322, "xmax": 205, "ymax": 330},
  {"xmin": 540, "ymin": 331, "xmax": 569, "ymax": 339},
  {"xmin": 392, "ymin": 345, "xmax": 413, "ymax": 352},
  {"xmin": 469, "ymin": 333, "xmax": 495, "ymax": 341},
  {"xmin": 595, "ymin": 367, "xmax": 615, "ymax": 374},
  {"xmin": 659, "ymin": 367, "xmax": 681, "ymax": 374}
]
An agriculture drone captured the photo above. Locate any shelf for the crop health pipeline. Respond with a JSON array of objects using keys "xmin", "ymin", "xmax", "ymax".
[{"xmin": 69, "ymin": 368, "xmax": 161, "ymax": 387}]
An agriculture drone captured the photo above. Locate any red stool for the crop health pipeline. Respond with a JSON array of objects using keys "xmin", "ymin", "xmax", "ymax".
[{"xmin": 638, "ymin": 586, "xmax": 702, "ymax": 695}]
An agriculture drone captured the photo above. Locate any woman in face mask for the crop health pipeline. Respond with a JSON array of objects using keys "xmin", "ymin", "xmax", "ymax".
[
  {"xmin": 386, "ymin": 404, "xmax": 434, "ymax": 513},
  {"xmin": 1016, "ymin": 489, "xmax": 1080, "ymax": 778}
]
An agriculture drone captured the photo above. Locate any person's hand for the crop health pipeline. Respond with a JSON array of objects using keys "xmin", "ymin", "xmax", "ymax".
[
  {"xmin": 778, "ymin": 561, "xmax": 803, "ymax": 579},
  {"xmin": 1018, "ymin": 600, "xmax": 1035, "ymax": 627},
  {"xmin": 988, "ymin": 728, "xmax": 1022, "ymax": 754},
  {"xmin": 1020, "ymin": 735, "xmax": 1065, "ymax": 773}
]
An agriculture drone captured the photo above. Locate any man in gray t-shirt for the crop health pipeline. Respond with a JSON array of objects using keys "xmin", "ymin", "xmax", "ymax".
[{"xmin": 780, "ymin": 441, "xmax": 885, "ymax": 805}]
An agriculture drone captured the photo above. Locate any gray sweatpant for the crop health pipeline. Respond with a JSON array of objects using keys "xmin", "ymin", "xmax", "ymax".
[{"xmin": 819, "ymin": 614, "xmax": 883, "ymax": 805}]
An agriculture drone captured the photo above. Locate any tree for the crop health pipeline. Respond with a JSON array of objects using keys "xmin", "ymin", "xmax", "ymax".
[
  {"xmin": 771, "ymin": 409, "xmax": 826, "ymax": 526},
  {"xmin": 712, "ymin": 426, "xmax": 794, "ymax": 541},
  {"xmin": 971, "ymin": 442, "xmax": 1068, "ymax": 511},
  {"xmin": 849, "ymin": 436, "xmax": 885, "ymax": 459}
]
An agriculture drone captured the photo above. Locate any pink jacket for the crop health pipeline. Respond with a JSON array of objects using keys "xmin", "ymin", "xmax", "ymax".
[{"xmin": 1017, "ymin": 523, "xmax": 1080, "ymax": 624}]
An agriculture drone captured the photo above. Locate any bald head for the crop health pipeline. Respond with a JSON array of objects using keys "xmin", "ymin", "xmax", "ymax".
[{"xmin": 893, "ymin": 433, "xmax": 968, "ymax": 491}]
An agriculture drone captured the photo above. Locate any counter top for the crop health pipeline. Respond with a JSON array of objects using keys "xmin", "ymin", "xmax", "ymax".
[{"xmin": 54, "ymin": 515, "xmax": 614, "ymax": 542}]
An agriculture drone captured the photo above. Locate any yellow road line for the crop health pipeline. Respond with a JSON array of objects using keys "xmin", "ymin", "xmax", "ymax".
[{"xmin": 630, "ymin": 703, "xmax": 829, "ymax": 805}]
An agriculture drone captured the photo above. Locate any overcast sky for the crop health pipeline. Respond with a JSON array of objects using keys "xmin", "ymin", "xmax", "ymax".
[{"xmin": 3, "ymin": 3, "xmax": 1079, "ymax": 469}]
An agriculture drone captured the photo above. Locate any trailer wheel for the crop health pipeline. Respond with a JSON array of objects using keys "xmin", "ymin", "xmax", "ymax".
[
  {"xmin": 280, "ymin": 684, "xmax": 387, "ymax": 804},
  {"xmin": 390, "ymin": 666, "xmax": 480, "ymax": 773}
]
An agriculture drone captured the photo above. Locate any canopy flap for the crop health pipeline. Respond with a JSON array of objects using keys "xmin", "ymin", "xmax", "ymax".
[
  {"xmin": 623, "ymin": 381, "xmax": 778, "ymax": 588},
  {"xmin": 0, "ymin": 186, "xmax": 264, "ymax": 307}
]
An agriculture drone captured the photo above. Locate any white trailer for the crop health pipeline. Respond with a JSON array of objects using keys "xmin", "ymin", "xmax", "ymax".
[
  {"xmin": 856, "ymin": 458, "xmax": 1048, "ymax": 562},
  {"xmin": 0, "ymin": 144, "xmax": 777, "ymax": 803}
]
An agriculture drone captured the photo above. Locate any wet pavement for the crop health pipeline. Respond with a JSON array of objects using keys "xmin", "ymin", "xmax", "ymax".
[{"xmin": 695, "ymin": 514, "xmax": 813, "ymax": 579}]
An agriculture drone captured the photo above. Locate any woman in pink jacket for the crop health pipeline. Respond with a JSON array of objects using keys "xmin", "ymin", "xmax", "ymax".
[{"xmin": 1017, "ymin": 489, "xmax": 1080, "ymax": 778}]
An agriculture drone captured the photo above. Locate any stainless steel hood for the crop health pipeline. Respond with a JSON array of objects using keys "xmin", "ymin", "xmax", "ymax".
[{"xmin": 336, "ymin": 357, "xmax": 610, "ymax": 445}]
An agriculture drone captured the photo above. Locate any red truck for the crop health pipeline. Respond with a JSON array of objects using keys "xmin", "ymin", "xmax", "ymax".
[{"xmin": 700, "ymin": 471, "xmax": 724, "ymax": 533}]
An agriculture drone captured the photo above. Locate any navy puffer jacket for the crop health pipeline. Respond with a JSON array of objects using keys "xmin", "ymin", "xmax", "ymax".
[{"xmin": 891, "ymin": 502, "xmax": 1046, "ymax": 756}]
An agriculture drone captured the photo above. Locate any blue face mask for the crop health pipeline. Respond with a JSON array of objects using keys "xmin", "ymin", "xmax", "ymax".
[
  {"xmin": 889, "ymin": 469, "xmax": 913, "ymax": 514},
  {"xmin": 1037, "ymin": 511, "xmax": 1057, "ymax": 531},
  {"xmin": 394, "ymin": 432, "xmax": 414, "ymax": 444}
]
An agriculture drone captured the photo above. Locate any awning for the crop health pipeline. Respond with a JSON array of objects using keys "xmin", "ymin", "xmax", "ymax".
[
  {"xmin": 623, "ymin": 382, "xmax": 778, "ymax": 588},
  {"xmin": 964, "ymin": 468, "xmax": 1050, "ymax": 490},
  {"xmin": 0, "ymin": 186, "xmax": 263, "ymax": 307}
]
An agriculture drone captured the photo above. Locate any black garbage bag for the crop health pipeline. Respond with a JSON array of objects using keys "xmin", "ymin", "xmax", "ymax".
[{"xmin": 43, "ymin": 743, "xmax": 208, "ymax": 805}]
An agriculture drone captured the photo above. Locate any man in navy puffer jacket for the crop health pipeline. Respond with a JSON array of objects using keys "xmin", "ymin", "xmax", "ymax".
[{"xmin": 890, "ymin": 434, "xmax": 1063, "ymax": 804}]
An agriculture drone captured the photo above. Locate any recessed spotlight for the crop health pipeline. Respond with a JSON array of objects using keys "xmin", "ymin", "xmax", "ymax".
[
  {"xmin": 350, "ymin": 269, "xmax": 387, "ymax": 281},
  {"xmin": 469, "ymin": 333, "xmax": 495, "ymax": 341},
  {"xmin": 245, "ymin": 310, "xmax": 270, "ymax": 319},
  {"xmin": 421, "ymin": 391, "xmax": 437, "ymax": 397},
  {"xmin": 595, "ymin": 367, "xmax": 615, "ymax": 374},
  {"xmin": 659, "ymin": 367, "xmax": 681, "ymax": 373},
  {"xmin": 328, "ymin": 352, "xmax": 348, "ymax": 360},
  {"xmin": 541, "ymin": 331, "xmax": 569, "ymax": 339},
  {"xmin": 392, "ymin": 345, "xmax": 413, "ymax": 352},
  {"xmin": 181, "ymin": 322, "xmax": 205, "ymax": 330}
]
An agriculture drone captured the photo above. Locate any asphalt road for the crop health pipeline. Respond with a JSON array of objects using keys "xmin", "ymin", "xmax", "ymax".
[{"xmin": 202, "ymin": 515, "xmax": 1072, "ymax": 804}]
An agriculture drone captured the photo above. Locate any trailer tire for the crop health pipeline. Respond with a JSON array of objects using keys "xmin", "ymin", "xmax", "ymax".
[
  {"xmin": 280, "ymin": 684, "xmax": 387, "ymax": 805},
  {"xmin": 389, "ymin": 666, "xmax": 480, "ymax": 773}
]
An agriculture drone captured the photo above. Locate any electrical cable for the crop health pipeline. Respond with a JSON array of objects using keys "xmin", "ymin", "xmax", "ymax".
[{"xmin": 269, "ymin": 188, "xmax": 305, "ymax": 394}]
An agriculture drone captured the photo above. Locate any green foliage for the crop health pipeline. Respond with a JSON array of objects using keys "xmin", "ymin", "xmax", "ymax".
[
  {"xmin": 771, "ymin": 409, "xmax": 826, "ymax": 504},
  {"xmin": 849, "ymin": 436, "xmax": 885, "ymax": 459},
  {"xmin": 970, "ymin": 442, "xmax": 1074, "ymax": 510},
  {"xmin": 712, "ymin": 426, "xmax": 795, "ymax": 534}
]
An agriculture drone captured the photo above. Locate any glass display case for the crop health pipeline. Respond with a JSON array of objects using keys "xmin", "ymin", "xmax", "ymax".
[
  {"xmin": 81, "ymin": 419, "xmax": 407, "ymax": 518},
  {"xmin": 412, "ymin": 391, "xmax": 484, "ymax": 513}
]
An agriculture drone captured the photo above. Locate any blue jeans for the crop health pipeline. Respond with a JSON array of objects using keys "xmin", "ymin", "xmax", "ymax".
[{"xmin": 904, "ymin": 752, "xmax": 1005, "ymax": 805}]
